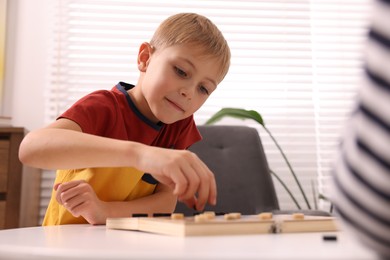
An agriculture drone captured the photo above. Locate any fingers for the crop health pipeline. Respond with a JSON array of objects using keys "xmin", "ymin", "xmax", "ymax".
[
  {"xmin": 173, "ymin": 153, "xmax": 217, "ymax": 211},
  {"xmin": 165, "ymin": 172, "xmax": 188, "ymax": 197},
  {"xmin": 62, "ymin": 193, "xmax": 87, "ymax": 217},
  {"xmin": 54, "ymin": 180, "xmax": 105, "ymax": 224},
  {"xmin": 54, "ymin": 179, "xmax": 86, "ymax": 205},
  {"xmin": 53, "ymin": 183, "xmax": 61, "ymax": 191},
  {"xmin": 176, "ymin": 165, "xmax": 200, "ymax": 202},
  {"xmin": 195, "ymin": 158, "xmax": 217, "ymax": 209},
  {"xmin": 193, "ymin": 165, "xmax": 217, "ymax": 211},
  {"xmin": 181, "ymin": 196, "xmax": 197, "ymax": 210}
]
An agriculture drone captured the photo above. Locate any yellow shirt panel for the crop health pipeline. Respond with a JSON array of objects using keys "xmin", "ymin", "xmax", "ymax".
[{"xmin": 42, "ymin": 167, "xmax": 156, "ymax": 225}]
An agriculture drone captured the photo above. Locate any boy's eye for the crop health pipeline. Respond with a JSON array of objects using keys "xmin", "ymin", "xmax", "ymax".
[
  {"xmin": 174, "ymin": 66, "xmax": 187, "ymax": 77},
  {"xmin": 199, "ymin": 85, "xmax": 210, "ymax": 95}
]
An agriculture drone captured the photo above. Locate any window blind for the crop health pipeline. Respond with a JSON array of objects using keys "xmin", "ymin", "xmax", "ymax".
[{"xmin": 40, "ymin": 0, "xmax": 372, "ymax": 223}]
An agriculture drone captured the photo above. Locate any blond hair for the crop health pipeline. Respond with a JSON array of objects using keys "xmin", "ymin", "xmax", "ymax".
[{"xmin": 150, "ymin": 13, "xmax": 231, "ymax": 82}]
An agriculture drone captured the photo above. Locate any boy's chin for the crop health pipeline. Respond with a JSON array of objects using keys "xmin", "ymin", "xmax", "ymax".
[
  {"xmin": 158, "ymin": 115, "xmax": 188, "ymax": 125},
  {"xmin": 159, "ymin": 118, "xmax": 178, "ymax": 124}
]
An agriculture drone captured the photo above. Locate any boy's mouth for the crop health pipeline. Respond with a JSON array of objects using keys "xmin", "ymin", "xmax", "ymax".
[{"xmin": 165, "ymin": 98, "xmax": 185, "ymax": 112}]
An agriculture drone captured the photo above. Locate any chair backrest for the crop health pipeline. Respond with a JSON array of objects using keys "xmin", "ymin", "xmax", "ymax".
[{"xmin": 174, "ymin": 125, "xmax": 279, "ymax": 215}]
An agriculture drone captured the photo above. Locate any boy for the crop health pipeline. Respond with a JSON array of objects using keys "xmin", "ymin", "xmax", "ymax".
[{"xmin": 19, "ymin": 13, "xmax": 231, "ymax": 225}]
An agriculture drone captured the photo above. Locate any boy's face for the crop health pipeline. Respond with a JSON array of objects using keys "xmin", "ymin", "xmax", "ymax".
[{"xmin": 132, "ymin": 43, "xmax": 221, "ymax": 124}]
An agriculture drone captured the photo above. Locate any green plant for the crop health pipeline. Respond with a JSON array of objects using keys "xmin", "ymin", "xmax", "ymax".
[{"xmin": 205, "ymin": 107, "xmax": 312, "ymax": 209}]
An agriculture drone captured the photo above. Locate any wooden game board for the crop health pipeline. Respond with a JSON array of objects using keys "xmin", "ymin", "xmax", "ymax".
[{"xmin": 106, "ymin": 213, "xmax": 339, "ymax": 237}]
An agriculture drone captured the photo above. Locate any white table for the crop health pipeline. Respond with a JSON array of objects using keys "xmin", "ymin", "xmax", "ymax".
[{"xmin": 0, "ymin": 225, "xmax": 378, "ymax": 260}]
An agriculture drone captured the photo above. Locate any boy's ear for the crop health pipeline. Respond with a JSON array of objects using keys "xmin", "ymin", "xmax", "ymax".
[{"xmin": 137, "ymin": 42, "xmax": 153, "ymax": 72}]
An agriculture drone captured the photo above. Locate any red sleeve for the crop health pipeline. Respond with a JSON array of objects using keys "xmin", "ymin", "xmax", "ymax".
[{"xmin": 58, "ymin": 90, "xmax": 118, "ymax": 136}]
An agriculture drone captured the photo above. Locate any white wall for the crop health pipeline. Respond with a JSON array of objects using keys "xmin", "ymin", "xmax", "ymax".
[
  {"xmin": 4, "ymin": 0, "xmax": 51, "ymax": 226},
  {"xmin": 5, "ymin": 0, "xmax": 51, "ymax": 131}
]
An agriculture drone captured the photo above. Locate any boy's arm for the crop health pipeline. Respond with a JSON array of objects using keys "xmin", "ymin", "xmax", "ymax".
[
  {"xmin": 55, "ymin": 180, "xmax": 177, "ymax": 225},
  {"xmin": 19, "ymin": 118, "xmax": 215, "ymax": 210}
]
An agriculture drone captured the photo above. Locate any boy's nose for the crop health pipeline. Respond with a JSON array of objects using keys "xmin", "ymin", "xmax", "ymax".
[{"xmin": 179, "ymin": 86, "xmax": 194, "ymax": 100}]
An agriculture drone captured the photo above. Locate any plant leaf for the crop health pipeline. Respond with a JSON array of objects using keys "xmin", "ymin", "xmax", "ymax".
[
  {"xmin": 205, "ymin": 106, "xmax": 312, "ymax": 210},
  {"xmin": 205, "ymin": 108, "xmax": 265, "ymax": 126}
]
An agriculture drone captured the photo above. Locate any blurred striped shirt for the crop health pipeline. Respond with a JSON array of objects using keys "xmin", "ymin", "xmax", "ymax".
[{"xmin": 331, "ymin": 0, "xmax": 390, "ymax": 258}]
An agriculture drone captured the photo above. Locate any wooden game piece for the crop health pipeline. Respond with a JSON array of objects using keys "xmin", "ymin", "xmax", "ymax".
[
  {"xmin": 203, "ymin": 211, "xmax": 216, "ymax": 219},
  {"xmin": 224, "ymin": 212, "xmax": 241, "ymax": 220},
  {"xmin": 230, "ymin": 212, "xmax": 241, "ymax": 219},
  {"xmin": 292, "ymin": 213, "xmax": 305, "ymax": 220},
  {"xmin": 194, "ymin": 214, "xmax": 209, "ymax": 222},
  {"xmin": 223, "ymin": 213, "xmax": 233, "ymax": 220},
  {"xmin": 258, "ymin": 212, "xmax": 273, "ymax": 220},
  {"xmin": 132, "ymin": 213, "xmax": 148, "ymax": 217},
  {"xmin": 323, "ymin": 234, "xmax": 337, "ymax": 241},
  {"xmin": 153, "ymin": 213, "xmax": 171, "ymax": 217},
  {"xmin": 171, "ymin": 213, "xmax": 184, "ymax": 220}
]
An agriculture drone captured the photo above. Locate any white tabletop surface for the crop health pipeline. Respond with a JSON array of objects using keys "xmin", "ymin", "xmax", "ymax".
[{"xmin": 0, "ymin": 225, "xmax": 379, "ymax": 260}]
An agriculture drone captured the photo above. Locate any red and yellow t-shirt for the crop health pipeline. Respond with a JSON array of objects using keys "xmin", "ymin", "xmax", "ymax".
[{"xmin": 43, "ymin": 82, "xmax": 201, "ymax": 225}]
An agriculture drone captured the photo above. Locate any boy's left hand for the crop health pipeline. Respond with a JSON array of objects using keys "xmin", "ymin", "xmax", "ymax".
[{"xmin": 54, "ymin": 180, "xmax": 107, "ymax": 225}]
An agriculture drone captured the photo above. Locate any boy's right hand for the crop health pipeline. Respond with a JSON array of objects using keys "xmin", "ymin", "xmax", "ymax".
[{"xmin": 137, "ymin": 146, "xmax": 217, "ymax": 211}]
